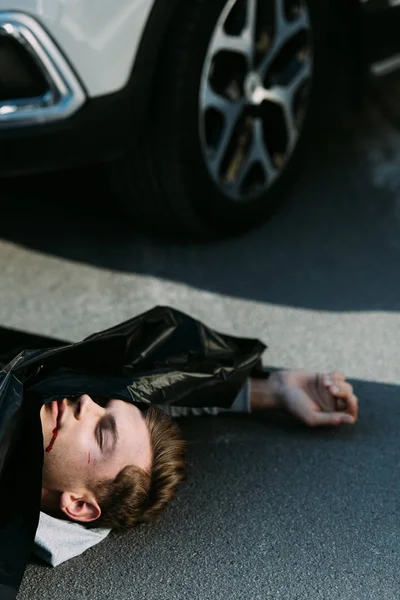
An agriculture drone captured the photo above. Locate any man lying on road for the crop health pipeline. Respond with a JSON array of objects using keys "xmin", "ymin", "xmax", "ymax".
[
  {"xmin": 39, "ymin": 370, "xmax": 358, "ymax": 532},
  {"xmin": 0, "ymin": 306, "xmax": 359, "ymax": 598}
]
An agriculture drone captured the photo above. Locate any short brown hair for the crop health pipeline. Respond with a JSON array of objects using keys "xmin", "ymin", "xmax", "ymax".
[{"xmin": 89, "ymin": 406, "xmax": 187, "ymax": 531}]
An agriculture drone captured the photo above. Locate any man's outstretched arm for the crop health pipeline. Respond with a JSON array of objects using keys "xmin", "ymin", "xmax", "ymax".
[{"xmin": 157, "ymin": 370, "xmax": 359, "ymax": 428}]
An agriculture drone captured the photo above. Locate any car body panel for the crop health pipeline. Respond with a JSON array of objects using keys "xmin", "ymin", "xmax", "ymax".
[{"xmin": 0, "ymin": 0, "xmax": 155, "ymax": 97}]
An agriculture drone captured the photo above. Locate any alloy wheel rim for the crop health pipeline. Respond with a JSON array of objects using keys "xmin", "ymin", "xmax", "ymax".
[{"xmin": 199, "ymin": 0, "xmax": 313, "ymax": 202}]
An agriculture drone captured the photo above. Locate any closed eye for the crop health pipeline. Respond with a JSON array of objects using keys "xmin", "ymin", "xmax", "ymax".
[
  {"xmin": 96, "ymin": 415, "xmax": 118, "ymax": 453},
  {"xmin": 96, "ymin": 420, "xmax": 105, "ymax": 451}
]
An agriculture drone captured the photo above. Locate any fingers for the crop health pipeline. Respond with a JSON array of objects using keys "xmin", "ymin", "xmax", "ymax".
[
  {"xmin": 312, "ymin": 371, "xmax": 357, "ymax": 426},
  {"xmin": 323, "ymin": 372, "xmax": 346, "ymax": 388},
  {"xmin": 339, "ymin": 393, "xmax": 358, "ymax": 420},
  {"xmin": 307, "ymin": 411, "xmax": 356, "ymax": 428},
  {"xmin": 332, "ymin": 386, "xmax": 358, "ymax": 419},
  {"xmin": 322, "ymin": 373, "xmax": 358, "ymax": 420},
  {"xmin": 278, "ymin": 370, "xmax": 359, "ymax": 429}
]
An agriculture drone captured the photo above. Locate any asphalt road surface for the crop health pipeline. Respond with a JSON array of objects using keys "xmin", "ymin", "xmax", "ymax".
[{"xmin": 2, "ymin": 75, "xmax": 400, "ymax": 600}]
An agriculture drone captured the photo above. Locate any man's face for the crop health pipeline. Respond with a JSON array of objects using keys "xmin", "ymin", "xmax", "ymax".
[{"xmin": 40, "ymin": 395, "xmax": 152, "ymax": 495}]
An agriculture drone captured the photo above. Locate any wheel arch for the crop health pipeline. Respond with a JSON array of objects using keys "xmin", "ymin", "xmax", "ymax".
[{"xmin": 125, "ymin": 0, "xmax": 188, "ymax": 134}]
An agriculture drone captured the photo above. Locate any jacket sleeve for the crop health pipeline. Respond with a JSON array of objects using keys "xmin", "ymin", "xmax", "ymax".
[{"xmin": 155, "ymin": 378, "xmax": 252, "ymax": 417}]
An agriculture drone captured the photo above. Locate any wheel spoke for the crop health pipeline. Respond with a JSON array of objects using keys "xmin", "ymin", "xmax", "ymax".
[
  {"xmin": 275, "ymin": 0, "xmax": 286, "ymax": 35},
  {"xmin": 243, "ymin": 0, "xmax": 258, "ymax": 63},
  {"xmin": 246, "ymin": 0, "xmax": 257, "ymax": 37},
  {"xmin": 204, "ymin": 82, "xmax": 236, "ymax": 112},
  {"xmin": 213, "ymin": 0, "xmax": 261, "ymax": 61},
  {"xmin": 203, "ymin": 81, "xmax": 245, "ymax": 176},
  {"xmin": 211, "ymin": 103, "xmax": 244, "ymax": 176},
  {"xmin": 284, "ymin": 10, "xmax": 309, "ymax": 41},
  {"xmin": 252, "ymin": 118, "xmax": 277, "ymax": 183},
  {"xmin": 227, "ymin": 140, "xmax": 254, "ymax": 195},
  {"xmin": 288, "ymin": 57, "xmax": 312, "ymax": 97},
  {"xmin": 261, "ymin": 57, "xmax": 312, "ymax": 104},
  {"xmin": 227, "ymin": 118, "xmax": 277, "ymax": 196},
  {"xmin": 255, "ymin": 86, "xmax": 285, "ymax": 105},
  {"xmin": 213, "ymin": 28, "xmax": 249, "ymax": 57},
  {"xmin": 276, "ymin": 0, "xmax": 309, "ymax": 37},
  {"xmin": 259, "ymin": 4, "xmax": 309, "ymax": 77}
]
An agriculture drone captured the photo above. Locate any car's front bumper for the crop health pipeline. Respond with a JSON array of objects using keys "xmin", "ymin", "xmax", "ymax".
[
  {"xmin": 0, "ymin": 1, "xmax": 172, "ymax": 177},
  {"xmin": 0, "ymin": 12, "xmax": 86, "ymax": 129},
  {"xmin": 0, "ymin": 83, "xmax": 144, "ymax": 177},
  {"xmin": 0, "ymin": 8, "xmax": 152, "ymax": 176},
  {"xmin": 0, "ymin": 0, "xmax": 155, "ymax": 98}
]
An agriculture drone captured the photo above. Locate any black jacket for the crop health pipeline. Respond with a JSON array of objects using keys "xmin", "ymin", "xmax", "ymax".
[{"xmin": 0, "ymin": 306, "xmax": 266, "ymax": 600}]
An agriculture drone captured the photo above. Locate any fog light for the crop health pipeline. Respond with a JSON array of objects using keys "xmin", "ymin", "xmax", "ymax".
[
  {"xmin": 0, "ymin": 12, "xmax": 85, "ymax": 127},
  {"xmin": 0, "ymin": 35, "xmax": 48, "ymax": 101}
]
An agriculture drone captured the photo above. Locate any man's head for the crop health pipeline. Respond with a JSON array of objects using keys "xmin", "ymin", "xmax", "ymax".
[{"xmin": 40, "ymin": 395, "xmax": 187, "ymax": 530}]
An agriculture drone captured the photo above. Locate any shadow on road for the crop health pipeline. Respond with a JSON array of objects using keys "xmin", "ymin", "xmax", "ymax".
[{"xmin": 2, "ymin": 88, "xmax": 400, "ymax": 314}]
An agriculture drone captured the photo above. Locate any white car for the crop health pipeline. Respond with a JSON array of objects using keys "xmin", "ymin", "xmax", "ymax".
[{"xmin": 0, "ymin": 0, "xmax": 399, "ymax": 237}]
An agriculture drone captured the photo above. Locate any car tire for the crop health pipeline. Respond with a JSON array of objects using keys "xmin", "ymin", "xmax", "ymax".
[{"xmin": 109, "ymin": 0, "xmax": 331, "ymax": 239}]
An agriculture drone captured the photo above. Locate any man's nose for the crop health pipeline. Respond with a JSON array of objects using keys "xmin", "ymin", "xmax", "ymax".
[{"xmin": 76, "ymin": 394, "xmax": 105, "ymax": 420}]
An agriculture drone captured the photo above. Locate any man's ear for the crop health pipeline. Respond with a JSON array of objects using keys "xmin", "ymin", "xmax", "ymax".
[{"xmin": 60, "ymin": 491, "xmax": 101, "ymax": 524}]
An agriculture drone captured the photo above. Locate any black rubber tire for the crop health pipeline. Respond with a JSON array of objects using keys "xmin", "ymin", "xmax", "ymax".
[{"xmin": 109, "ymin": 0, "xmax": 331, "ymax": 240}]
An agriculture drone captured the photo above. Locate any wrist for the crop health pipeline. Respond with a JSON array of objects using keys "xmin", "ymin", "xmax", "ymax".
[{"xmin": 249, "ymin": 374, "xmax": 282, "ymax": 412}]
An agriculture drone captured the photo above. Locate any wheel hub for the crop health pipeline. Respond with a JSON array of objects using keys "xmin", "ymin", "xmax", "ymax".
[{"xmin": 244, "ymin": 71, "xmax": 264, "ymax": 106}]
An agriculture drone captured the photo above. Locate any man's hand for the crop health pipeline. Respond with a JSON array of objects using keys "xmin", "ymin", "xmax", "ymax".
[{"xmin": 250, "ymin": 370, "xmax": 358, "ymax": 427}]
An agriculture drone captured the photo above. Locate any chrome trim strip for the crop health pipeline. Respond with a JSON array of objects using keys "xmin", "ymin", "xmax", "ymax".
[{"xmin": 0, "ymin": 12, "xmax": 85, "ymax": 128}]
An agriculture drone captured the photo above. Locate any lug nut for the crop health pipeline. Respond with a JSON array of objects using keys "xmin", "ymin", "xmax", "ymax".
[
  {"xmin": 273, "ymin": 153, "xmax": 285, "ymax": 169},
  {"xmin": 257, "ymin": 31, "xmax": 271, "ymax": 54}
]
